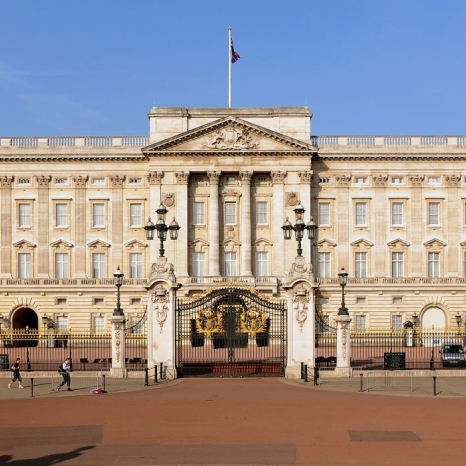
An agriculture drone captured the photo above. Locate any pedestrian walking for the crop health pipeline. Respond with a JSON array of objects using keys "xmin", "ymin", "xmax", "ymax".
[
  {"xmin": 58, "ymin": 357, "xmax": 71, "ymax": 391},
  {"xmin": 8, "ymin": 358, "xmax": 24, "ymax": 388}
]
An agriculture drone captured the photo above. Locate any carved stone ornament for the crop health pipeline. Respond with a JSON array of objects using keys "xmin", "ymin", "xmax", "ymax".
[
  {"xmin": 162, "ymin": 192, "xmax": 175, "ymax": 207},
  {"xmin": 151, "ymin": 284, "xmax": 170, "ymax": 333},
  {"xmin": 203, "ymin": 125, "xmax": 259, "ymax": 150},
  {"xmin": 113, "ymin": 322, "xmax": 123, "ymax": 363},
  {"xmin": 271, "ymin": 171, "xmax": 286, "ymax": 184},
  {"xmin": 239, "ymin": 171, "xmax": 253, "ymax": 183},
  {"xmin": 73, "ymin": 175, "xmax": 88, "ymax": 188},
  {"xmin": 226, "ymin": 227, "xmax": 236, "ymax": 239},
  {"xmin": 0, "ymin": 176, "xmax": 14, "ymax": 188},
  {"xmin": 372, "ymin": 174, "xmax": 388, "ymax": 187},
  {"xmin": 147, "ymin": 257, "xmax": 176, "ymax": 283},
  {"xmin": 110, "ymin": 175, "xmax": 126, "ymax": 188},
  {"xmin": 147, "ymin": 171, "xmax": 164, "ymax": 185},
  {"xmin": 175, "ymin": 172, "xmax": 189, "ymax": 184},
  {"xmin": 445, "ymin": 174, "xmax": 461, "ymax": 187},
  {"xmin": 409, "ymin": 175, "xmax": 425, "ymax": 187},
  {"xmin": 335, "ymin": 175, "xmax": 351, "ymax": 187},
  {"xmin": 298, "ymin": 171, "xmax": 312, "ymax": 184},
  {"xmin": 285, "ymin": 192, "xmax": 299, "ymax": 207},
  {"xmin": 36, "ymin": 175, "xmax": 51, "ymax": 188},
  {"xmin": 285, "ymin": 256, "xmax": 315, "ymax": 284},
  {"xmin": 207, "ymin": 171, "xmax": 221, "ymax": 184},
  {"xmin": 292, "ymin": 283, "xmax": 310, "ymax": 333}
]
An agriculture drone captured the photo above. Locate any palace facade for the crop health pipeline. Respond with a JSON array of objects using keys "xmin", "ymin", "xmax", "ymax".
[{"xmin": 1, "ymin": 106, "xmax": 465, "ymax": 332}]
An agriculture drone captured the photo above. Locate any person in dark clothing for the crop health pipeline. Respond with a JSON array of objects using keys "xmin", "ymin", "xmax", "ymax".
[
  {"xmin": 9, "ymin": 358, "xmax": 24, "ymax": 389},
  {"xmin": 58, "ymin": 357, "xmax": 71, "ymax": 391}
]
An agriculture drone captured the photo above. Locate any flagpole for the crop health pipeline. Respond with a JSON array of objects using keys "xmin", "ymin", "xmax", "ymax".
[{"xmin": 228, "ymin": 26, "xmax": 232, "ymax": 108}]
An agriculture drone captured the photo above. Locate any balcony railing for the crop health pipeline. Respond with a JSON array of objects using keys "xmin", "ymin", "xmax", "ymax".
[
  {"xmin": 0, "ymin": 278, "xmax": 147, "ymax": 286},
  {"xmin": 310, "ymin": 135, "xmax": 466, "ymax": 147},
  {"xmin": 317, "ymin": 277, "xmax": 466, "ymax": 285},
  {"xmin": 0, "ymin": 136, "xmax": 149, "ymax": 148}
]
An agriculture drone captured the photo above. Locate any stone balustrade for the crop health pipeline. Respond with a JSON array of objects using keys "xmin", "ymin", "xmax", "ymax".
[
  {"xmin": 310, "ymin": 135, "xmax": 466, "ymax": 146},
  {"xmin": 0, "ymin": 136, "xmax": 149, "ymax": 148}
]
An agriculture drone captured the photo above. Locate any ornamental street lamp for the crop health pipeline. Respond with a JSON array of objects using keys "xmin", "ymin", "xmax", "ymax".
[
  {"xmin": 113, "ymin": 266, "xmax": 124, "ymax": 317},
  {"xmin": 144, "ymin": 203, "xmax": 180, "ymax": 258},
  {"xmin": 337, "ymin": 267, "xmax": 349, "ymax": 316},
  {"xmin": 0, "ymin": 313, "xmax": 3, "ymax": 332},
  {"xmin": 41, "ymin": 313, "xmax": 48, "ymax": 331},
  {"xmin": 282, "ymin": 201, "xmax": 318, "ymax": 257},
  {"xmin": 412, "ymin": 312, "xmax": 420, "ymax": 328}
]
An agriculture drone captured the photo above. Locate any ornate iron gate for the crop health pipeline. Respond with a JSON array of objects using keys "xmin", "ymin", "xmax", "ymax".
[{"xmin": 176, "ymin": 286, "xmax": 287, "ymax": 377}]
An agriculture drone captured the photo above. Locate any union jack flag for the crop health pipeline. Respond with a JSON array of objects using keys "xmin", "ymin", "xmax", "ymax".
[{"xmin": 231, "ymin": 36, "xmax": 241, "ymax": 63}]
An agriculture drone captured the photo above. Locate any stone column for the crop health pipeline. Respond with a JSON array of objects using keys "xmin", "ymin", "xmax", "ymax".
[
  {"xmin": 0, "ymin": 176, "xmax": 14, "ymax": 278},
  {"xmin": 239, "ymin": 171, "xmax": 253, "ymax": 276},
  {"xmin": 373, "ymin": 175, "xmax": 388, "ymax": 275},
  {"xmin": 207, "ymin": 171, "xmax": 221, "ymax": 276},
  {"xmin": 173, "ymin": 172, "xmax": 189, "ymax": 278},
  {"xmin": 335, "ymin": 175, "xmax": 351, "ymax": 269},
  {"xmin": 147, "ymin": 171, "xmax": 164, "ymax": 266},
  {"xmin": 445, "ymin": 175, "xmax": 461, "ymax": 274},
  {"xmin": 110, "ymin": 175, "xmax": 125, "ymax": 273},
  {"xmin": 110, "ymin": 315, "xmax": 127, "ymax": 378},
  {"xmin": 408, "ymin": 175, "xmax": 424, "ymax": 276},
  {"xmin": 72, "ymin": 176, "xmax": 88, "ymax": 278},
  {"xmin": 335, "ymin": 314, "xmax": 352, "ymax": 375},
  {"xmin": 36, "ymin": 175, "xmax": 51, "ymax": 278},
  {"xmin": 271, "ymin": 171, "xmax": 286, "ymax": 277}
]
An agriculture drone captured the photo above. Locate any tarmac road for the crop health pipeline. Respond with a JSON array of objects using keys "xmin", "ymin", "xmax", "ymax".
[{"xmin": 0, "ymin": 375, "xmax": 465, "ymax": 466}]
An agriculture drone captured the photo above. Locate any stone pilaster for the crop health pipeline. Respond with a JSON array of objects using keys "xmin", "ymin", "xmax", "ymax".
[
  {"xmin": 110, "ymin": 175, "xmax": 126, "ymax": 273},
  {"xmin": 240, "ymin": 171, "xmax": 253, "ymax": 276},
  {"xmin": 373, "ymin": 175, "xmax": 388, "ymax": 275},
  {"xmin": 72, "ymin": 175, "xmax": 88, "ymax": 278},
  {"xmin": 408, "ymin": 175, "xmax": 425, "ymax": 276},
  {"xmin": 0, "ymin": 176, "xmax": 14, "ymax": 278},
  {"xmin": 271, "ymin": 171, "xmax": 286, "ymax": 276},
  {"xmin": 208, "ymin": 171, "xmax": 221, "ymax": 276},
  {"xmin": 173, "ymin": 172, "xmax": 189, "ymax": 277},
  {"xmin": 36, "ymin": 175, "xmax": 51, "ymax": 278},
  {"xmin": 147, "ymin": 171, "xmax": 164, "ymax": 266}
]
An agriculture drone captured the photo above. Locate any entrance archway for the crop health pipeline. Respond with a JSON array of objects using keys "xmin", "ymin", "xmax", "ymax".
[
  {"xmin": 421, "ymin": 307, "xmax": 445, "ymax": 328},
  {"xmin": 12, "ymin": 308, "xmax": 39, "ymax": 330}
]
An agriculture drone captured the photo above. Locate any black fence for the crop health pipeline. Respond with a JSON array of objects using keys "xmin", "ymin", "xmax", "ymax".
[{"xmin": 315, "ymin": 328, "xmax": 466, "ymax": 370}]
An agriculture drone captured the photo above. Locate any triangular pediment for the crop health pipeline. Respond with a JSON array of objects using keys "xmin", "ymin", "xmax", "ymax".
[
  {"xmin": 13, "ymin": 240, "xmax": 36, "ymax": 249},
  {"xmin": 350, "ymin": 238, "xmax": 374, "ymax": 248},
  {"xmin": 87, "ymin": 239, "xmax": 110, "ymax": 249},
  {"xmin": 387, "ymin": 238, "xmax": 410, "ymax": 248},
  {"xmin": 142, "ymin": 116, "xmax": 313, "ymax": 154},
  {"xmin": 317, "ymin": 238, "xmax": 337, "ymax": 248},
  {"xmin": 424, "ymin": 238, "xmax": 447, "ymax": 248},
  {"xmin": 124, "ymin": 239, "xmax": 147, "ymax": 250},
  {"xmin": 50, "ymin": 239, "xmax": 74, "ymax": 249}
]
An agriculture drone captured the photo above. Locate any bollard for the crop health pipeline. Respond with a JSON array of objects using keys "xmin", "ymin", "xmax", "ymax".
[
  {"xmin": 359, "ymin": 373, "xmax": 364, "ymax": 392},
  {"xmin": 304, "ymin": 364, "xmax": 308, "ymax": 383},
  {"xmin": 160, "ymin": 362, "xmax": 164, "ymax": 380},
  {"xmin": 102, "ymin": 374, "xmax": 106, "ymax": 393},
  {"xmin": 301, "ymin": 362, "xmax": 304, "ymax": 380},
  {"xmin": 433, "ymin": 375, "xmax": 437, "ymax": 396},
  {"xmin": 314, "ymin": 367, "xmax": 319, "ymax": 386},
  {"xmin": 30, "ymin": 378, "xmax": 34, "ymax": 398},
  {"xmin": 154, "ymin": 366, "xmax": 158, "ymax": 384},
  {"xmin": 144, "ymin": 368, "xmax": 149, "ymax": 387}
]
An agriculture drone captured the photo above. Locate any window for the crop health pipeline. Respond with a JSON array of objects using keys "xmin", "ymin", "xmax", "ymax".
[
  {"xmin": 55, "ymin": 253, "xmax": 68, "ymax": 279},
  {"xmin": 225, "ymin": 202, "xmax": 236, "ymax": 225},
  {"xmin": 355, "ymin": 202, "xmax": 367, "ymax": 226},
  {"xmin": 319, "ymin": 177, "xmax": 330, "ymax": 184},
  {"xmin": 92, "ymin": 203, "xmax": 105, "ymax": 227},
  {"xmin": 192, "ymin": 252, "xmax": 206, "ymax": 277},
  {"xmin": 256, "ymin": 202, "xmax": 268, "ymax": 224},
  {"xmin": 55, "ymin": 203, "xmax": 68, "ymax": 227},
  {"xmin": 391, "ymin": 177, "xmax": 404, "ymax": 184},
  {"xmin": 18, "ymin": 204, "xmax": 31, "ymax": 227},
  {"xmin": 18, "ymin": 253, "xmax": 31, "ymax": 278},
  {"xmin": 93, "ymin": 316, "xmax": 105, "ymax": 330},
  {"xmin": 92, "ymin": 178, "xmax": 105, "ymax": 185},
  {"xmin": 92, "ymin": 253, "xmax": 106, "ymax": 278},
  {"xmin": 131, "ymin": 298, "xmax": 141, "ymax": 306},
  {"xmin": 226, "ymin": 176, "xmax": 236, "ymax": 182},
  {"xmin": 129, "ymin": 203, "xmax": 142, "ymax": 227},
  {"xmin": 354, "ymin": 177, "xmax": 367, "ymax": 185},
  {"xmin": 224, "ymin": 252, "xmax": 237, "ymax": 276},
  {"xmin": 318, "ymin": 252, "xmax": 331, "ymax": 277},
  {"xmin": 355, "ymin": 252, "xmax": 367, "ymax": 278},
  {"xmin": 392, "ymin": 202, "xmax": 404, "ymax": 226},
  {"xmin": 56, "ymin": 298, "xmax": 67, "ymax": 305},
  {"xmin": 18, "ymin": 178, "xmax": 30, "ymax": 185},
  {"xmin": 391, "ymin": 315, "xmax": 403, "ymax": 329},
  {"xmin": 392, "ymin": 252, "xmax": 404, "ymax": 277},
  {"xmin": 318, "ymin": 203, "xmax": 330, "ymax": 226},
  {"xmin": 93, "ymin": 298, "xmax": 104, "ymax": 305},
  {"xmin": 55, "ymin": 178, "xmax": 68, "ymax": 185},
  {"xmin": 428, "ymin": 202, "xmax": 440, "ymax": 225},
  {"xmin": 355, "ymin": 315, "xmax": 366, "ymax": 329},
  {"xmin": 428, "ymin": 177, "xmax": 441, "ymax": 185},
  {"xmin": 193, "ymin": 202, "xmax": 205, "ymax": 225},
  {"xmin": 428, "ymin": 252, "xmax": 440, "ymax": 277},
  {"xmin": 393, "ymin": 297, "xmax": 403, "ymax": 304},
  {"xmin": 255, "ymin": 252, "xmax": 268, "ymax": 276},
  {"xmin": 356, "ymin": 297, "xmax": 366, "ymax": 304},
  {"xmin": 129, "ymin": 253, "xmax": 143, "ymax": 278},
  {"xmin": 56, "ymin": 316, "xmax": 68, "ymax": 330},
  {"xmin": 129, "ymin": 177, "xmax": 142, "ymax": 184}
]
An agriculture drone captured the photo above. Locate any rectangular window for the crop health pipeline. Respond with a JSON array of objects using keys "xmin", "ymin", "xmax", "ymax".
[
  {"xmin": 55, "ymin": 203, "xmax": 68, "ymax": 227},
  {"xmin": 18, "ymin": 204, "xmax": 31, "ymax": 227},
  {"xmin": 55, "ymin": 253, "xmax": 68, "ymax": 279},
  {"xmin": 356, "ymin": 297, "xmax": 366, "ymax": 304},
  {"xmin": 318, "ymin": 203, "xmax": 330, "ymax": 226},
  {"xmin": 428, "ymin": 177, "xmax": 441, "ymax": 185},
  {"xmin": 92, "ymin": 203, "xmax": 105, "ymax": 227},
  {"xmin": 355, "ymin": 315, "xmax": 366, "ymax": 329},
  {"xmin": 92, "ymin": 253, "xmax": 106, "ymax": 278},
  {"xmin": 391, "ymin": 315, "xmax": 403, "ymax": 329},
  {"xmin": 392, "ymin": 202, "xmax": 404, "ymax": 226},
  {"xmin": 193, "ymin": 202, "xmax": 205, "ymax": 225},
  {"xmin": 255, "ymin": 252, "xmax": 268, "ymax": 276},
  {"xmin": 393, "ymin": 297, "xmax": 403, "ymax": 305},
  {"xmin": 129, "ymin": 203, "xmax": 142, "ymax": 227},
  {"xmin": 428, "ymin": 202, "xmax": 440, "ymax": 225},
  {"xmin": 355, "ymin": 177, "xmax": 367, "ymax": 184},
  {"xmin": 355, "ymin": 252, "xmax": 367, "ymax": 278},
  {"xmin": 428, "ymin": 252, "xmax": 440, "ymax": 277},
  {"xmin": 224, "ymin": 252, "xmax": 237, "ymax": 276},
  {"xmin": 392, "ymin": 252, "xmax": 404, "ymax": 277},
  {"xmin": 355, "ymin": 202, "xmax": 367, "ymax": 226},
  {"xmin": 129, "ymin": 253, "xmax": 143, "ymax": 278},
  {"xmin": 192, "ymin": 252, "xmax": 206, "ymax": 277},
  {"xmin": 256, "ymin": 202, "xmax": 268, "ymax": 224},
  {"xmin": 225, "ymin": 202, "xmax": 236, "ymax": 225},
  {"xmin": 318, "ymin": 252, "xmax": 331, "ymax": 278},
  {"xmin": 93, "ymin": 316, "xmax": 105, "ymax": 330},
  {"xmin": 391, "ymin": 177, "xmax": 404, "ymax": 184},
  {"xmin": 18, "ymin": 253, "xmax": 31, "ymax": 278},
  {"xmin": 56, "ymin": 316, "xmax": 68, "ymax": 330}
]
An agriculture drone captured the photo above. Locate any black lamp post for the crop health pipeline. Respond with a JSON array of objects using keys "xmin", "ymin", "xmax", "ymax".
[
  {"xmin": 455, "ymin": 312, "xmax": 463, "ymax": 327},
  {"xmin": 337, "ymin": 267, "xmax": 349, "ymax": 316},
  {"xmin": 0, "ymin": 313, "xmax": 3, "ymax": 332},
  {"xmin": 41, "ymin": 313, "xmax": 48, "ymax": 331},
  {"xmin": 144, "ymin": 204, "xmax": 180, "ymax": 257},
  {"xmin": 282, "ymin": 201, "xmax": 317, "ymax": 257},
  {"xmin": 113, "ymin": 266, "xmax": 124, "ymax": 317},
  {"xmin": 412, "ymin": 312, "xmax": 420, "ymax": 327}
]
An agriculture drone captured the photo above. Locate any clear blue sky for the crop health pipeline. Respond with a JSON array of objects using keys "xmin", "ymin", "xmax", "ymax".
[{"xmin": 1, "ymin": 0, "xmax": 465, "ymax": 137}]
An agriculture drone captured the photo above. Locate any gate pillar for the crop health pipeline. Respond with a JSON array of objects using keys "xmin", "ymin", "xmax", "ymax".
[
  {"xmin": 283, "ymin": 257, "xmax": 318, "ymax": 378},
  {"xmin": 335, "ymin": 314, "xmax": 352, "ymax": 374},
  {"xmin": 110, "ymin": 315, "xmax": 127, "ymax": 378},
  {"xmin": 145, "ymin": 257, "xmax": 179, "ymax": 380}
]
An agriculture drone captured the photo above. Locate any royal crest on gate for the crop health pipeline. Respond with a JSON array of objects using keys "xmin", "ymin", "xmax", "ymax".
[
  {"xmin": 195, "ymin": 309, "xmax": 223, "ymax": 336},
  {"xmin": 240, "ymin": 308, "xmax": 267, "ymax": 336}
]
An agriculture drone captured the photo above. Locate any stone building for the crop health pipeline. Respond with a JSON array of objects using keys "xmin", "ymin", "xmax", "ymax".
[{"xmin": 0, "ymin": 106, "xmax": 465, "ymax": 332}]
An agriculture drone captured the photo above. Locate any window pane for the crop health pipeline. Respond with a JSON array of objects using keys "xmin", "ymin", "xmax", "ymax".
[
  {"xmin": 392, "ymin": 203, "xmax": 403, "ymax": 226},
  {"xmin": 391, "ymin": 315, "xmax": 403, "ymax": 329},
  {"xmin": 428, "ymin": 203, "xmax": 439, "ymax": 225},
  {"xmin": 56, "ymin": 204, "xmax": 67, "ymax": 227},
  {"xmin": 318, "ymin": 252, "xmax": 331, "ymax": 278},
  {"xmin": 93, "ymin": 316, "xmax": 105, "ymax": 330},
  {"xmin": 255, "ymin": 252, "xmax": 268, "ymax": 276},
  {"xmin": 57, "ymin": 316, "xmax": 68, "ymax": 330},
  {"xmin": 256, "ymin": 202, "xmax": 268, "ymax": 224},
  {"xmin": 192, "ymin": 252, "xmax": 206, "ymax": 277},
  {"xmin": 392, "ymin": 252, "xmax": 404, "ymax": 277},
  {"xmin": 19, "ymin": 204, "xmax": 31, "ymax": 227},
  {"xmin": 319, "ymin": 203, "xmax": 330, "ymax": 225},
  {"xmin": 225, "ymin": 203, "xmax": 236, "ymax": 225},
  {"xmin": 355, "ymin": 252, "xmax": 367, "ymax": 278},
  {"xmin": 355, "ymin": 203, "xmax": 366, "ymax": 225},
  {"xmin": 92, "ymin": 253, "xmax": 105, "ymax": 278},
  {"xmin": 55, "ymin": 253, "xmax": 68, "ymax": 279},
  {"xmin": 428, "ymin": 252, "xmax": 440, "ymax": 277},
  {"xmin": 93, "ymin": 203, "xmax": 105, "ymax": 227},
  {"xmin": 193, "ymin": 202, "xmax": 205, "ymax": 225},
  {"xmin": 18, "ymin": 253, "xmax": 31, "ymax": 278},
  {"xmin": 355, "ymin": 315, "xmax": 366, "ymax": 329},
  {"xmin": 130, "ymin": 204, "xmax": 142, "ymax": 227},
  {"xmin": 224, "ymin": 252, "xmax": 237, "ymax": 276},
  {"xmin": 129, "ymin": 253, "xmax": 142, "ymax": 278}
]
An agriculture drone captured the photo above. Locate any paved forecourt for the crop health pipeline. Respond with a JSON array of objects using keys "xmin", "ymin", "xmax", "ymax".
[{"xmin": 1, "ymin": 375, "xmax": 466, "ymax": 465}]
